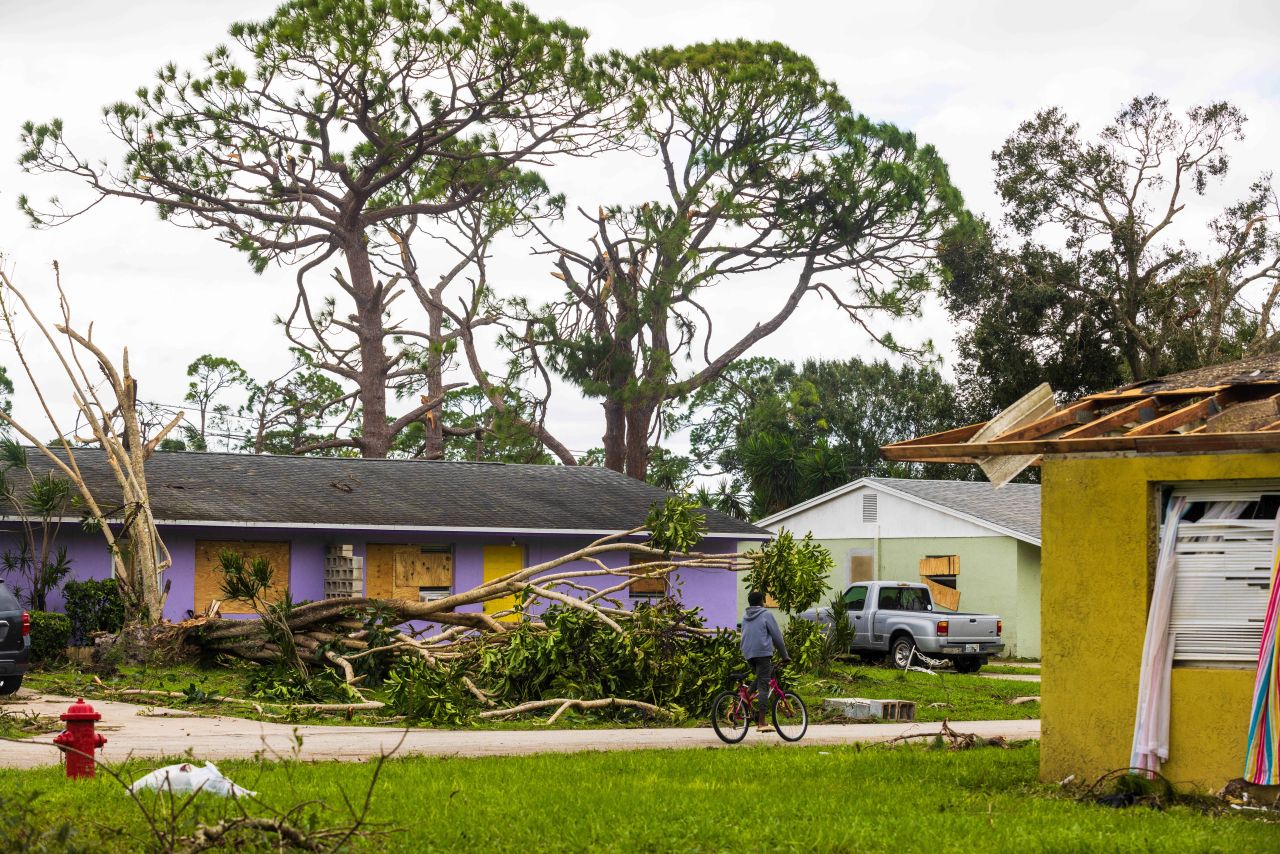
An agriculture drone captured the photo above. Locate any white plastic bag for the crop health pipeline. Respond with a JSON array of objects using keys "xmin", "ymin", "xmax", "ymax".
[{"xmin": 128, "ymin": 761, "xmax": 256, "ymax": 798}]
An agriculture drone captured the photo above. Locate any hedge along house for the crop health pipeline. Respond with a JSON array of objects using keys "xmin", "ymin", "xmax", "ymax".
[
  {"xmin": 752, "ymin": 478, "xmax": 1042, "ymax": 658},
  {"xmin": 884, "ymin": 352, "xmax": 1280, "ymax": 792},
  {"xmin": 0, "ymin": 451, "xmax": 768, "ymax": 628}
]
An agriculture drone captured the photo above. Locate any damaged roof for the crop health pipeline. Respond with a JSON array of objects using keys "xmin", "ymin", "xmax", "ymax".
[
  {"xmin": 9, "ymin": 449, "xmax": 767, "ymax": 538},
  {"xmin": 883, "ymin": 351, "xmax": 1280, "ymax": 463}
]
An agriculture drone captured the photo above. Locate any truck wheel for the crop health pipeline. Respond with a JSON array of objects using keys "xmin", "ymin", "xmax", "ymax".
[
  {"xmin": 889, "ymin": 636, "xmax": 916, "ymax": 669},
  {"xmin": 0, "ymin": 675, "xmax": 22, "ymax": 696},
  {"xmin": 953, "ymin": 656, "xmax": 981, "ymax": 674}
]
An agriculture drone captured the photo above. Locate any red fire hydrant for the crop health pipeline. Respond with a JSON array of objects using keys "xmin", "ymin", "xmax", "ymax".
[{"xmin": 53, "ymin": 698, "xmax": 107, "ymax": 779}]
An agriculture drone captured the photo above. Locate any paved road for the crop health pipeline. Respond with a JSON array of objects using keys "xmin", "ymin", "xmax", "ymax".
[{"xmin": 1, "ymin": 693, "xmax": 1040, "ymax": 770}]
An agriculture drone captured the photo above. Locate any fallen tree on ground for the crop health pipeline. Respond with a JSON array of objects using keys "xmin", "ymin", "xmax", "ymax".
[{"xmin": 169, "ymin": 499, "xmax": 829, "ymax": 724}]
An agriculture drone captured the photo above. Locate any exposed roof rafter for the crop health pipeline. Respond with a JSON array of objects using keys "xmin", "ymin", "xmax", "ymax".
[{"xmin": 882, "ymin": 352, "xmax": 1280, "ymax": 463}]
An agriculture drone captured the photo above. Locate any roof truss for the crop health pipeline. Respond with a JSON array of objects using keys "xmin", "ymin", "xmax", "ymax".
[{"xmin": 884, "ymin": 384, "xmax": 1280, "ymax": 462}]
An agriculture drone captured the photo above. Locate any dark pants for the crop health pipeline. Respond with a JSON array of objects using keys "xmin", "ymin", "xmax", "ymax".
[{"xmin": 748, "ymin": 656, "xmax": 772, "ymax": 718}]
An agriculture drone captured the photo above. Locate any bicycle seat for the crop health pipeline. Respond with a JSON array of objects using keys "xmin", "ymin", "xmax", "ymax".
[{"xmin": 730, "ymin": 671, "xmax": 751, "ymax": 683}]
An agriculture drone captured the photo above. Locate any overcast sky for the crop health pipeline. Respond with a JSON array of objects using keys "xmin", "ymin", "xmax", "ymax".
[{"xmin": 2, "ymin": 0, "xmax": 1278, "ymax": 459}]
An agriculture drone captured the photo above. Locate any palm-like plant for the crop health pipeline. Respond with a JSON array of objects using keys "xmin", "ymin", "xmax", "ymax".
[{"xmin": 0, "ymin": 438, "xmax": 75, "ymax": 610}]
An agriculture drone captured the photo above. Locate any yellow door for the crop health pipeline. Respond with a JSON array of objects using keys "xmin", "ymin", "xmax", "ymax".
[{"xmin": 482, "ymin": 545, "xmax": 524, "ymax": 621}]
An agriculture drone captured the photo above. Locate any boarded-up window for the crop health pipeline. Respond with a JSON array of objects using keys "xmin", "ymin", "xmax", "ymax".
[
  {"xmin": 850, "ymin": 552, "xmax": 874, "ymax": 583},
  {"xmin": 628, "ymin": 552, "xmax": 667, "ymax": 598},
  {"xmin": 920, "ymin": 555, "xmax": 959, "ymax": 576},
  {"xmin": 194, "ymin": 540, "xmax": 291, "ymax": 616},
  {"xmin": 366, "ymin": 544, "xmax": 454, "ymax": 602},
  {"xmin": 919, "ymin": 555, "xmax": 960, "ymax": 611}
]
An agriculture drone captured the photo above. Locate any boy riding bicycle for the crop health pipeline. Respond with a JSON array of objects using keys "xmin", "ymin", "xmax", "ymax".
[{"xmin": 741, "ymin": 590, "xmax": 790, "ymax": 733}]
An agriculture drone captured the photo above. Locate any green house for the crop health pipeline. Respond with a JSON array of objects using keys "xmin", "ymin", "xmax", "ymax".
[{"xmin": 751, "ymin": 477, "xmax": 1042, "ymax": 659}]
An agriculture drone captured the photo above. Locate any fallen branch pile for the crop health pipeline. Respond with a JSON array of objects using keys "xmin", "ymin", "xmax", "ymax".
[{"xmin": 166, "ymin": 506, "xmax": 800, "ymax": 723}]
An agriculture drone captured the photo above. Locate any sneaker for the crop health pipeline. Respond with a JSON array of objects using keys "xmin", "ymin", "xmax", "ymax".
[{"xmin": 757, "ymin": 724, "xmax": 775, "ymax": 733}]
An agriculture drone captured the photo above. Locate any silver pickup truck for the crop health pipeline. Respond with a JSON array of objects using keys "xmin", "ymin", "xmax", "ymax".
[{"xmin": 803, "ymin": 581, "xmax": 1003, "ymax": 673}]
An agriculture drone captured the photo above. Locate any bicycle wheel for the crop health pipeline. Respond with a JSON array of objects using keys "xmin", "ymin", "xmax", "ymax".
[
  {"xmin": 711, "ymin": 690, "xmax": 751, "ymax": 744},
  {"xmin": 771, "ymin": 691, "xmax": 808, "ymax": 742}
]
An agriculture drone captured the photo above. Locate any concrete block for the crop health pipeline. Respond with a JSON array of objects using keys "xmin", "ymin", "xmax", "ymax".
[{"xmin": 823, "ymin": 698, "xmax": 875, "ymax": 720}]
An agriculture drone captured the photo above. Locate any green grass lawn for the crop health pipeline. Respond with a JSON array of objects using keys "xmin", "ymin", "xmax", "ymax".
[
  {"xmin": 22, "ymin": 661, "xmax": 1040, "ymax": 730},
  {"xmin": 789, "ymin": 665, "xmax": 1039, "ymax": 723},
  {"xmin": 1, "ymin": 743, "xmax": 1270, "ymax": 852},
  {"xmin": 21, "ymin": 659, "xmax": 1040, "ymax": 729},
  {"xmin": 979, "ymin": 664, "xmax": 1043, "ymax": 676}
]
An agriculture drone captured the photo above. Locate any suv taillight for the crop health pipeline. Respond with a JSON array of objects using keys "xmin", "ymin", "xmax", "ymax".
[
  {"xmin": 937, "ymin": 620, "xmax": 949, "ymax": 636},
  {"xmin": 22, "ymin": 612, "xmax": 30, "ymax": 636},
  {"xmin": 996, "ymin": 620, "xmax": 1002, "ymax": 636}
]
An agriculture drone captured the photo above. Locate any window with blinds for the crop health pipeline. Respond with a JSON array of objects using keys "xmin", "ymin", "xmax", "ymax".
[{"xmin": 1164, "ymin": 482, "xmax": 1280, "ymax": 667}]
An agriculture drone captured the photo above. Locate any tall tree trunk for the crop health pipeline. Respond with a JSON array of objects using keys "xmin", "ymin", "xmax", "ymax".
[
  {"xmin": 624, "ymin": 405, "xmax": 652, "ymax": 481},
  {"xmin": 423, "ymin": 301, "xmax": 446, "ymax": 460},
  {"xmin": 603, "ymin": 400, "xmax": 626, "ymax": 472},
  {"xmin": 346, "ymin": 242, "xmax": 392, "ymax": 457}
]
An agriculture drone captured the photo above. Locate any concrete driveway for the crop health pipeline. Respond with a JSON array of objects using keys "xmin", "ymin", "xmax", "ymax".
[{"xmin": 1, "ymin": 692, "xmax": 1040, "ymax": 770}]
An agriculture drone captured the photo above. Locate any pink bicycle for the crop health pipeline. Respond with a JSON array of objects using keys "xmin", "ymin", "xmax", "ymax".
[{"xmin": 711, "ymin": 664, "xmax": 808, "ymax": 743}]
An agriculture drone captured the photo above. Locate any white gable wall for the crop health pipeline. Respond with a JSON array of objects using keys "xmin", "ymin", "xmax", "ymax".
[{"xmin": 764, "ymin": 484, "xmax": 1001, "ymax": 540}]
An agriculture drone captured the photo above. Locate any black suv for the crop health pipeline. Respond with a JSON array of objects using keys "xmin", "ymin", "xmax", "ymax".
[{"xmin": 0, "ymin": 580, "xmax": 29, "ymax": 695}]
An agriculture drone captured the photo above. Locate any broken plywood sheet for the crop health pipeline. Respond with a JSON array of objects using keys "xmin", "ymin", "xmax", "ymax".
[
  {"xmin": 968, "ymin": 383, "xmax": 1055, "ymax": 486},
  {"xmin": 922, "ymin": 577, "xmax": 960, "ymax": 611}
]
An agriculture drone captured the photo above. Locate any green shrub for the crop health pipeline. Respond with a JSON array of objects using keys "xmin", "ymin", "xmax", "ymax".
[
  {"xmin": 782, "ymin": 618, "xmax": 827, "ymax": 673},
  {"xmin": 385, "ymin": 601, "xmax": 743, "ymax": 725},
  {"xmin": 28, "ymin": 611, "xmax": 71, "ymax": 664},
  {"xmin": 822, "ymin": 592, "xmax": 857, "ymax": 663},
  {"xmin": 62, "ymin": 578, "xmax": 125, "ymax": 645},
  {"xmin": 742, "ymin": 530, "xmax": 833, "ymax": 614},
  {"xmin": 386, "ymin": 658, "xmax": 474, "ymax": 726}
]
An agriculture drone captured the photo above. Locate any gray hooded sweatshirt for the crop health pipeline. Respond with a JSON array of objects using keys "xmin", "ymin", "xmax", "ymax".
[{"xmin": 740, "ymin": 605, "xmax": 788, "ymax": 660}]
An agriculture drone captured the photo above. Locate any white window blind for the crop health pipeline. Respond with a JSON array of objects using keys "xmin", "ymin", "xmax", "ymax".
[
  {"xmin": 862, "ymin": 493, "xmax": 878, "ymax": 523},
  {"xmin": 1165, "ymin": 482, "xmax": 1279, "ymax": 667}
]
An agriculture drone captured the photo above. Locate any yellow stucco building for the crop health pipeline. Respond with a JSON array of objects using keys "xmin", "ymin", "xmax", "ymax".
[
  {"xmin": 885, "ymin": 353, "xmax": 1280, "ymax": 793},
  {"xmin": 1040, "ymin": 452, "xmax": 1276, "ymax": 790}
]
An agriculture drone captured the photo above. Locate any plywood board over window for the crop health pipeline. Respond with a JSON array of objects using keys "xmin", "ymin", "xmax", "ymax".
[
  {"xmin": 919, "ymin": 555, "xmax": 960, "ymax": 611},
  {"xmin": 194, "ymin": 540, "xmax": 291, "ymax": 616},
  {"xmin": 366, "ymin": 544, "xmax": 453, "ymax": 602},
  {"xmin": 628, "ymin": 552, "xmax": 668, "ymax": 598},
  {"xmin": 850, "ymin": 553, "xmax": 874, "ymax": 584}
]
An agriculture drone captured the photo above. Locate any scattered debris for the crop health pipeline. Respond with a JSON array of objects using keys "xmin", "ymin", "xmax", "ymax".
[
  {"xmin": 1219, "ymin": 778, "xmax": 1280, "ymax": 812},
  {"xmin": 927, "ymin": 702, "xmax": 952, "ymax": 709},
  {"xmin": 1078, "ymin": 768, "xmax": 1174, "ymax": 809},
  {"xmin": 478, "ymin": 697, "xmax": 672, "ymax": 724},
  {"xmin": 883, "ymin": 720, "xmax": 1009, "ymax": 751},
  {"xmin": 1009, "ymin": 696, "xmax": 1040, "ymax": 705},
  {"xmin": 129, "ymin": 761, "xmax": 256, "ymax": 798},
  {"xmin": 136, "ymin": 707, "xmax": 199, "ymax": 718}
]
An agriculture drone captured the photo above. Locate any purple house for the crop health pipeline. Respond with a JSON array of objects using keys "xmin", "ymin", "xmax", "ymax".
[{"xmin": 5, "ymin": 450, "xmax": 767, "ymax": 627}]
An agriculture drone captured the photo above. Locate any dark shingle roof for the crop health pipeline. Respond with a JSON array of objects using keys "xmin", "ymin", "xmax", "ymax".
[
  {"xmin": 16, "ymin": 450, "xmax": 765, "ymax": 537},
  {"xmin": 1122, "ymin": 351, "xmax": 1280, "ymax": 394},
  {"xmin": 868, "ymin": 477, "xmax": 1041, "ymax": 543}
]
